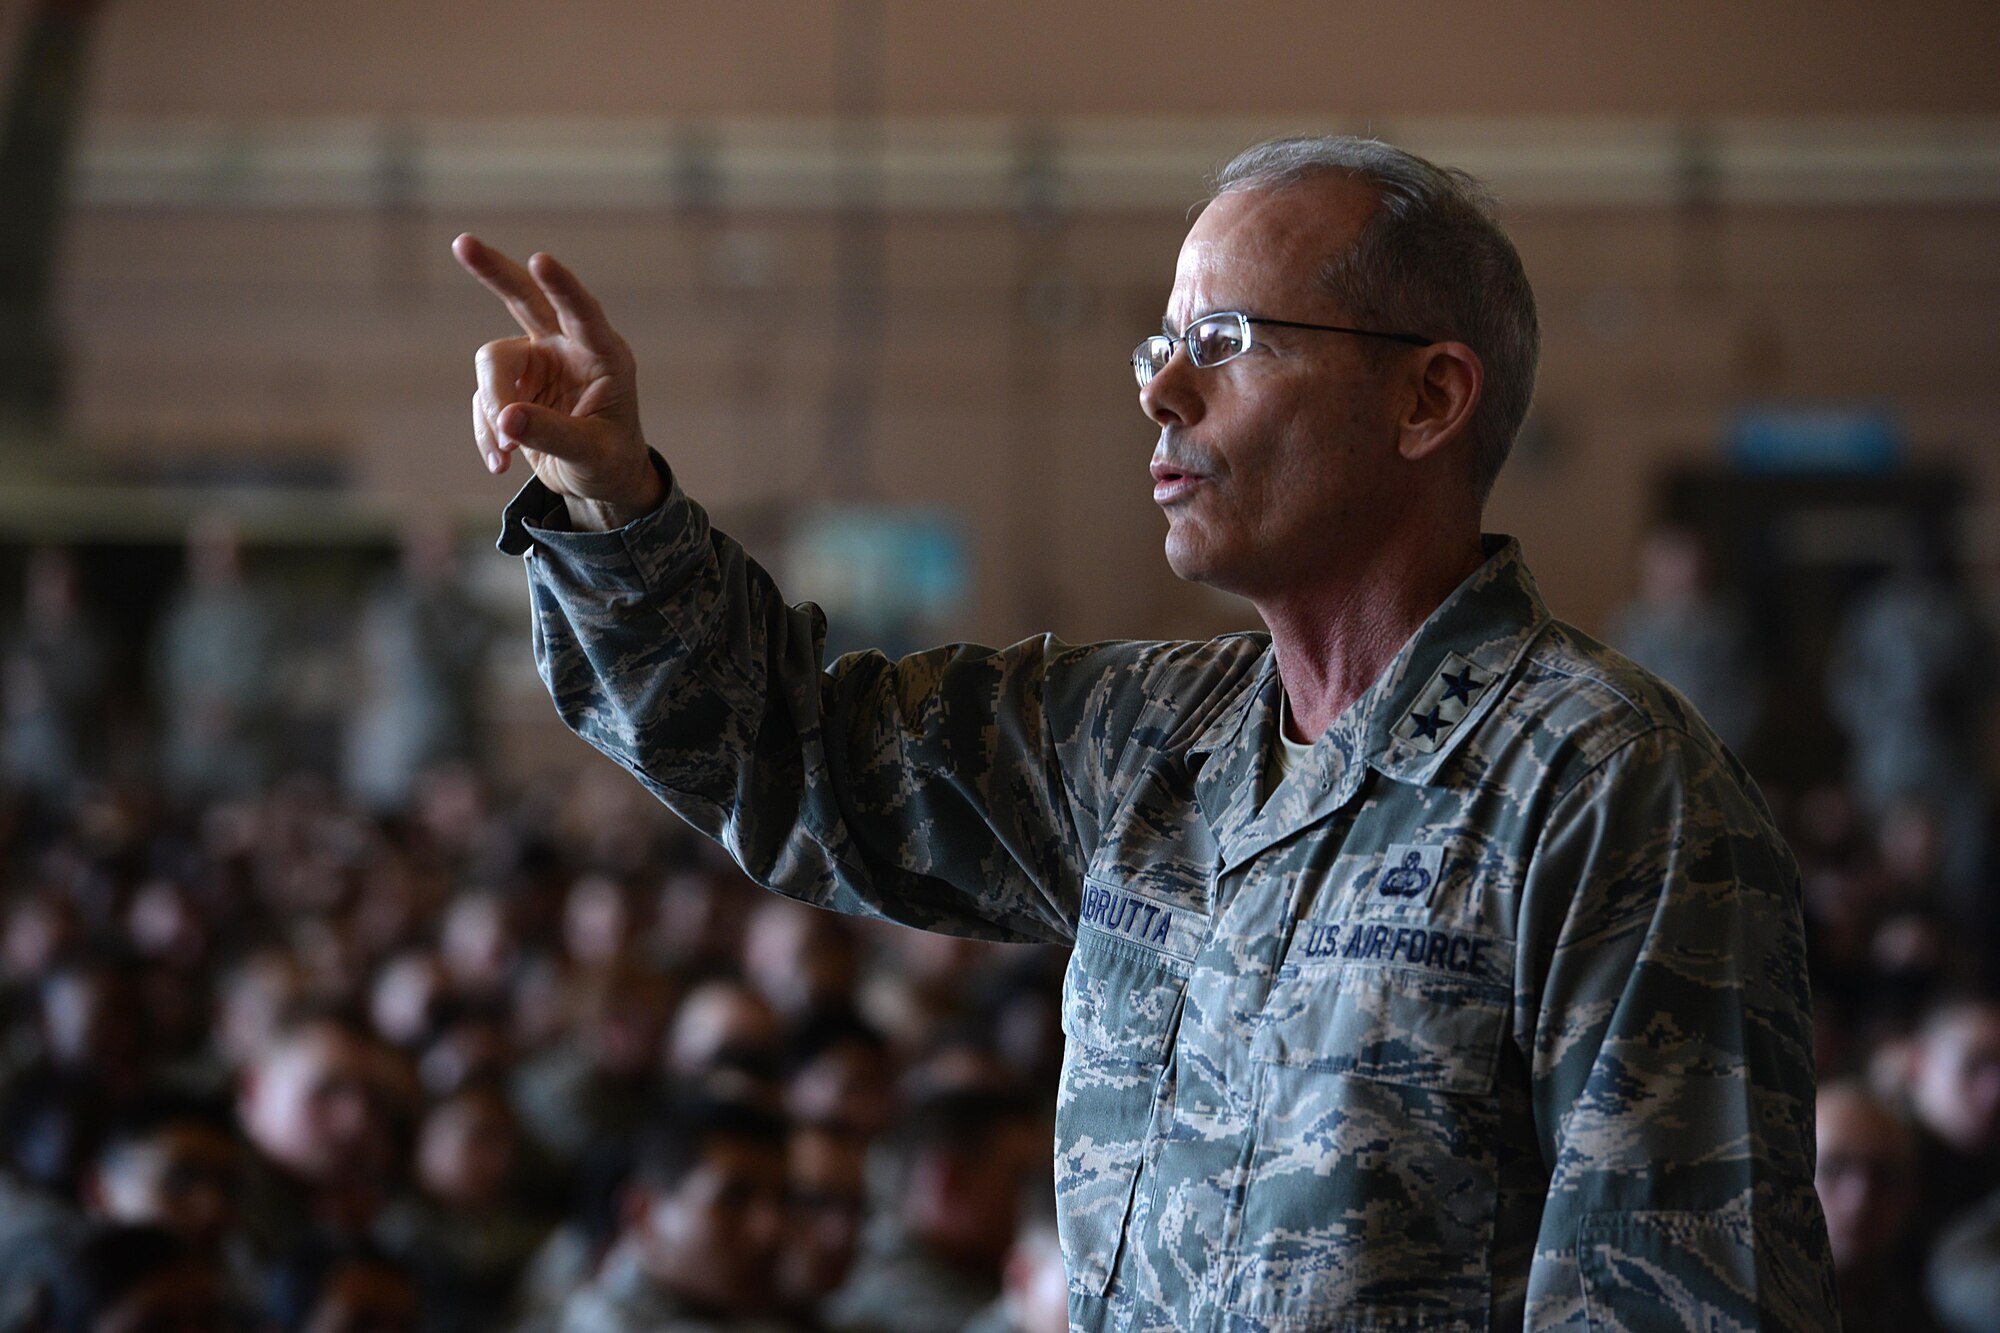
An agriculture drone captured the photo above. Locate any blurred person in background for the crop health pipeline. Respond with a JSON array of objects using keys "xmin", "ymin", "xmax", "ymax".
[
  {"xmin": 207, "ymin": 947, "xmax": 312, "ymax": 1093},
  {"xmin": 123, "ymin": 879, "xmax": 219, "ymax": 1091},
  {"xmin": 1815, "ymin": 1079, "xmax": 1934, "ymax": 1332},
  {"xmin": 825, "ymin": 1088, "xmax": 1039, "ymax": 1333},
  {"xmin": 741, "ymin": 897, "xmax": 860, "ymax": 1031},
  {"xmin": 153, "ymin": 515, "xmax": 279, "ymax": 804},
  {"xmin": 368, "ymin": 950, "xmax": 453, "ymax": 1056},
  {"xmin": 964, "ymin": 1207, "xmax": 1068, "ymax": 1333},
  {"xmin": 555, "ymin": 1092, "xmax": 789, "ymax": 1333},
  {"xmin": 783, "ymin": 1013, "xmax": 895, "ymax": 1142},
  {"xmin": 30, "ymin": 1224, "xmax": 231, "ymax": 1333},
  {"xmin": 15, "ymin": 952, "xmax": 154, "ymax": 1112},
  {"xmin": 373, "ymin": 1081, "xmax": 549, "ymax": 1333},
  {"xmin": 855, "ymin": 931, "xmax": 995, "ymax": 1065},
  {"xmin": 510, "ymin": 961, "xmax": 674, "ymax": 1167},
  {"xmin": 649, "ymin": 864, "xmax": 757, "ymax": 982},
  {"xmin": 777, "ymin": 1120, "xmax": 871, "ymax": 1330},
  {"xmin": 263, "ymin": 1238, "xmax": 421, "ymax": 1333},
  {"xmin": 235, "ymin": 1013, "xmax": 413, "ymax": 1282},
  {"xmin": 0, "ymin": 953, "xmax": 155, "ymax": 1269},
  {"xmin": 436, "ymin": 887, "xmax": 518, "ymax": 1008},
  {"xmin": 81, "ymin": 1096, "xmax": 241, "ymax": 1263},
  {"xmin": 562, "ymin": 873, "xmax": 640, "ymax": 973},
  {"xmin": 1929, "ymin": 1188, "xmax": 2000, "ymax": 1333},
  {"xmin": 345, "ymin": 521, "xmax": 498, "ymax": 813},
  {"xmin": 1828, "ymin": 530, "xmax": 1998, "ymax": 915},
  {"xmin": 1606, "ymin": 522, "xmax": 1762, "ymax": 755},
  {"xmin": 663, "ymin": 978, "xmax": 781, "ymax": 1085},
  {"xmin": 0, "ymin": 547, "xmax": 112, "ymax": 814},
  {"xmin": 1901, "ymin": 999, "xmax": 2000, "ymax": 1239}
]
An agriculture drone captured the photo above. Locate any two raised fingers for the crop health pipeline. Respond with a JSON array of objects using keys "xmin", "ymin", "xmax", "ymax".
[{"xmin": 453, "ymin": 233, "xmax": 624, "ymax": 360}]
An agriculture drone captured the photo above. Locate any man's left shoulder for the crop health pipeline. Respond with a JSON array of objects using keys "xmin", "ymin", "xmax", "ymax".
[{"xmin": 1492, "ymin": 617, "xmax": 1750, "ymax": 796}]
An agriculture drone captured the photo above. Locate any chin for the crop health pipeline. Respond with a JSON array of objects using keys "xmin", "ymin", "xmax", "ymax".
[
  {"xmin": 1162, "ymin": 528, "xmax": 1208, "ymax": 585},
  {"xmin": 1163, "ymin": 529, "xmax": 1237, "ymax": 593}
]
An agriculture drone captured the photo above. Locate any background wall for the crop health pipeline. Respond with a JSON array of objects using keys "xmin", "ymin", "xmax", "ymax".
[{"xmin": 6, "ymin": 1, "xmax": 1998, "ymax": 767}]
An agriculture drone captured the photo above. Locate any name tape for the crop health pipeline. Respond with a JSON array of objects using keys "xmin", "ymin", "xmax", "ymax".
[{"xmin": 1078, "ymin": 882, "xmax": 1201, "ymax": 963}]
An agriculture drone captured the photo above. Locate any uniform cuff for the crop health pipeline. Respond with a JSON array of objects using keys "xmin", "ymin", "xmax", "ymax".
[{"xmin": 494, "ymin": 450, "xmax": 704, "ymax": 593}]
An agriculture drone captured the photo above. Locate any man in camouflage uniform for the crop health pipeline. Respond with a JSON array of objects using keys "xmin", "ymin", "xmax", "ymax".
[{"xmin": 455, "ymin": 136, "xmax": 1838, "ymax": 1330}]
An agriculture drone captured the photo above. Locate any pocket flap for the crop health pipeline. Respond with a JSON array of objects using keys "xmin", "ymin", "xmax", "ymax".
[{"xmin": 1253, "ymin": 946, "xmax": 1510, "ymax": 1096}]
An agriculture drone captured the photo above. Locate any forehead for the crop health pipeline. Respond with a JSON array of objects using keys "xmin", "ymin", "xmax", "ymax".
[
  {"xmin": 698, "ymin": 1134, "xmax": 788, "ymax": 1180},
  {"xmin": 790, "ymin": 1129, "xmax": 866, "ymax": 1182},
  {"xmin": 1170, "ymin": 176, "xmax": 1378, "ymax": 318}
]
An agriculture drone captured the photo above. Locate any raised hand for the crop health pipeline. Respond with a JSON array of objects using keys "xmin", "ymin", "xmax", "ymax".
[{"xmin": 454, "ymin": 235, "xmax": 664, "ymax": 531}]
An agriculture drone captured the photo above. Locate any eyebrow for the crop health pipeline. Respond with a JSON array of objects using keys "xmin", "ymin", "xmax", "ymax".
[{"xmin": 1162, "ymin": 309, "xmax": 1225, "ymax": 337}]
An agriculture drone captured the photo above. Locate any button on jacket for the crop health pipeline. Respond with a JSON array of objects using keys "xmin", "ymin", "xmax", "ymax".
[{"xmin": 500, "ymin": 460, "xmax": 1838, "ymax": 1332}]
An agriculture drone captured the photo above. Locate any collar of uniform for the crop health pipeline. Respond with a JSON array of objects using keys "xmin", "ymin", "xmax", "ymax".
[
  {"xmin": 1351, "ymin": 533, "xmax": 1551, "ymax": 785},
  {"xmin": 1185, "ymin": 645, "xmax": 1279, "ymax": 761}
]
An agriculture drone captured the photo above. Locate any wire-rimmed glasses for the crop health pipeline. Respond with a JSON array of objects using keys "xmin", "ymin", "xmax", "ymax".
[{"xmin": 1131, "ymin": 311, "xmax": 1434, "ymax": 388}]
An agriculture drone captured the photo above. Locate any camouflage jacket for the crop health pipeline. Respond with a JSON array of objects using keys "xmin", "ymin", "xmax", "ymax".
[{"xmin": 500, "ymin": 462, "xmax": 1838, "ymax": 1332}]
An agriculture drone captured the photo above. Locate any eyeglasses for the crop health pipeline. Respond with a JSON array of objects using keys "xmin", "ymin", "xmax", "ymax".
[{"xmin": 1131, "ymin": 311, "xmax": 1433, "ymax": 388}]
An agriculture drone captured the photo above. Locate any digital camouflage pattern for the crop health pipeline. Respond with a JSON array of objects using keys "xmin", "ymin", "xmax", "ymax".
[{"xmin": 500, "ymin": 458, "xmax": 1839, "ymax": 1332}]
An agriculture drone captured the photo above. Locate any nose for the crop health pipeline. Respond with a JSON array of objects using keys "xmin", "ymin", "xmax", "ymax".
[
  {"xmin": 1139, "ymin": 342, "xmax": 1203, "ymax": 428},
  {"xmin": 749, "ymin": 1193, "xmax": 787, "ymax": 1257}
]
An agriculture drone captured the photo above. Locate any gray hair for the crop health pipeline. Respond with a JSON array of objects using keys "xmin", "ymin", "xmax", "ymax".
[{"xmin": 1213, "ymin": 136, "xmax": 1540, "ymax": 503}]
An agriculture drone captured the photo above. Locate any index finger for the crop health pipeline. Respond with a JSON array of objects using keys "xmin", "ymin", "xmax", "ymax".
[
  {"xmin": 453, "ymin": 234, "xmax": 562, "ymax": 340},
  {"xmin": 528, "ymin": 251, "xmax": 624, "ymax": 360}
]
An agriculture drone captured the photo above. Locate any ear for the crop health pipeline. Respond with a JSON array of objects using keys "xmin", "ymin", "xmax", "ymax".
[{"xmin": 1396, "ymin": 342, "xmax": 1483, "ymax": 466}]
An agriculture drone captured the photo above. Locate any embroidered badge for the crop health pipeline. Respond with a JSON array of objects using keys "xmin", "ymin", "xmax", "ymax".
[
  {"xmin": 1392, "ymin": 652, "xmax": 1496, "ymax": 754},
  {"xmin": 1376, "ymin": 843, "xmax": 1444, "ymax": 901}
]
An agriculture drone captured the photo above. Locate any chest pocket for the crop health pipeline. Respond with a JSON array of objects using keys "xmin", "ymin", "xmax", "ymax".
[
  {"xmin": 1251, "ymin": 916, "xmax": 1512, "ymax": 1093},
  {"xmin": 1056, "ymin": 881, "xmax": 1200, "ymax": 1299},
  {"xmin": 1228, "ymin": 917, "xmax": 1514, "ymax": 1324}
]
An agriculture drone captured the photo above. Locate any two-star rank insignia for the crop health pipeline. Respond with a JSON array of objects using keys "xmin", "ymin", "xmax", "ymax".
[{"xmin": 1392, "ymin": 652, "xmax": 1496, "ymax": 754}]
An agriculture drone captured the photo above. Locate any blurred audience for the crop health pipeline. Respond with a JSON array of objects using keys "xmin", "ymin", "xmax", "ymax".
[{"xmin": 0, "ymin": 520, "xmax": 1997, "ymax": 1332}]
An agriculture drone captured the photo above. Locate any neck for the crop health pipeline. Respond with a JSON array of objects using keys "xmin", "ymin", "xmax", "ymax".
[{"xmin": 1258, "ymin": 525, "xmax": 1486, "ymax": 743}]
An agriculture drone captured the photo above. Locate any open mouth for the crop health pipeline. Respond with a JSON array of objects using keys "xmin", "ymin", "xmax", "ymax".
[{"xmin": 1151, "ymin": 463, "xmax": 1206, "ymax": 504}]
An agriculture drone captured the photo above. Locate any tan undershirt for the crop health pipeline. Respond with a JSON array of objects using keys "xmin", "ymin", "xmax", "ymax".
[{"xmin": 1263, "ymin": 690, "xmax": 1315, "ymax": 804}]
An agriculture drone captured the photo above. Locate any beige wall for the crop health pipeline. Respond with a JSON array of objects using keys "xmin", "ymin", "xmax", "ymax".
[
  {"xmin": 14, "ymin": 2, "xmax": 2000, "ymax": 670},
  {"xmin": 77, "ymin": 2, "xmax": 2000, "ymax": 118}
]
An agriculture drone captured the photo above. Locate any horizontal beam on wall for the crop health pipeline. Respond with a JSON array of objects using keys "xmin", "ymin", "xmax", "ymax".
[{"xmin": 75, "ymin": 115, "xmax": 2000, "ymax": 213}]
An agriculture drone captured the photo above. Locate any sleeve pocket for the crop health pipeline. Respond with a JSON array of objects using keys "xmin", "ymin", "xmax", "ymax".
[{"xmin": 1060, "ymin": 929, "xmax": 1189, "ymax": 1063}]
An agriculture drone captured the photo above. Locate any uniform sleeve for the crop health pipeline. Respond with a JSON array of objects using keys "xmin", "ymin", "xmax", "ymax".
[
  {"xmin": 498, "ymin": 460, "xmax": 1156, "ymax": 946},
  {"xmin": 1512, "ymin": 727, "xmax": 1839, "ymax": 1332}
]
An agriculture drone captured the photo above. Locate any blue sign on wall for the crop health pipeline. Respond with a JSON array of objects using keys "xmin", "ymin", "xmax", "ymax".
[
  {"xmin": 789, "ymin": 507, "xmax": 969, "ymax": 624},
  {"xmin": 1728, "ymin": 404, "xmax": 1902, "ymax": 473}
]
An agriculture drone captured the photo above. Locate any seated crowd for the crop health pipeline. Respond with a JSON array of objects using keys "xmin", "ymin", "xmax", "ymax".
[
  {"xmin": 0, "ymin": 766, "xmax": 1070, "ymax": 1333},
  {"xmin": 1, "ymin": 735, "xmax": 1998, "ymax": 1332}
]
